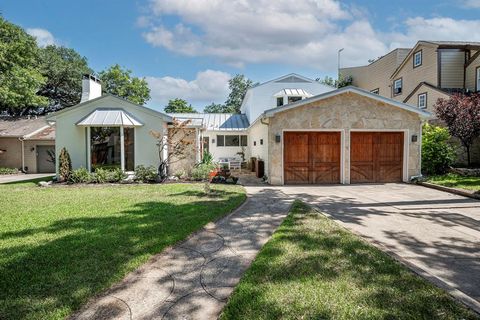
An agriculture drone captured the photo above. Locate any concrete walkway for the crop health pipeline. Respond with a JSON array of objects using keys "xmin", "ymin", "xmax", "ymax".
[
  {"xmin": 0, "ymin": 173, "xmax": 54, "ymax": 184},
  {"xmin": 279, "ymin": 183, "xmax": 480, "ymax": 313},
  {"xmin": 72, "ymin": 186, "xmax": 293, "ymax": 320}
]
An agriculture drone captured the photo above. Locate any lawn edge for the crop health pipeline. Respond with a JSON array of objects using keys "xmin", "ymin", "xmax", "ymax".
[
  {"xmin": 417, "ymin": 181, "xmax": 480, "ymax": 200},
  {"xmin": 313, "ymin": 203, "xmax": 480, "ymax": 315}
]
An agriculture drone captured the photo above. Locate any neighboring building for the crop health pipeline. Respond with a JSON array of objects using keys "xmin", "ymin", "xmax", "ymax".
[
  {"xmin": 341, "ymin": 41, "xmax": 480, "ymax": 112},
  {"xmin": 49, "ymin": 73, "xmax": 430, "ymax": 184},
  {"xmin": 0, "ymin": 116, "xmax": 55, "ymax": 173}
]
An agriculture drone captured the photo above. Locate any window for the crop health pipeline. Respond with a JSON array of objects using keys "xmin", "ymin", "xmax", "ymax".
[
  {"xmin": 393, "ymin": 78, "xmax": 403, "ymax": 95},
  {"xmin": 217, "ymin": 135, "xmax": 247, "ymax": 147},
  {"xmin": 476, "ymin": 67, "xmax": 480, "ymax": 92},
  {"xmin": 260, "ymin": 139, "xmax": 263, "ymax": 145},
  {"xmin": 254, "ymin": 141, "xmax": 257, "ymax": 146},
  {"xmin": 288, "ymin": 96, "xmax": 302, "ymax": 103},
  {"xmin": 418, "ymin": 93, "xmax": 427, "ymax": 109},
  {"xmin": 276, "ymin": 97, "xmax": 284, "ymax": 107},
  {"xmin": 370, "ymin": 88, "xmax": 379, "ymax": 95},
  {"xmin": 413, "ymin": 50, "xmax": 422, "ymax": 68},
  {"xmin": 90, "ymin": 127, "xmax": 135, "ymax": 171}
]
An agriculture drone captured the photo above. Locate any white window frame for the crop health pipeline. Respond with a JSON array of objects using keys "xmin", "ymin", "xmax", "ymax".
[
  {"xmin": 393, "ymin": 78, "xmax": 403, "ymax": 95},
  {"xmin": 413, "ymin": 50, "xmax": 422, "ymax": 68},
  {"xmin": 476, "ymin": 67, "xmax": 480, "ymax": 92},
  {"xmin": 216, "ymin": 134, "xmax": 248, "ymax": 147},
  {"xmin": 418, "ymin": 93, "xmax": 427, "ymax": 109},
  {"xmin": 370, "ymin": 88, "xmax": 379, "ymax": 95}
]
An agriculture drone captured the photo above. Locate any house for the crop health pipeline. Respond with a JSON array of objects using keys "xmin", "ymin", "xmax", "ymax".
[
  {"xmin": 49, "ymin": 73, "xmax": 430, "ymax": 184},
  {"xmin": 0, "ymin": 117, "xmax": 55, "ymax": 173},
  {"xmin": 340, "ymin": 41, "xmax": 480, "ymax": 112}
]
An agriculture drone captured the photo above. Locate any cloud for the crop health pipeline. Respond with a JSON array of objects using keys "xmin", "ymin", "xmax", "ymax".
[
  {"xmin": 461, "ymin": 0, "xmax": 480, "ymax": 8},
  {"xmin": 146, "ymin": 70, "xmax": 231, "ymax": 110},
  {"xmin": 26, "ymin": 28, "xmax": 57, "ymax": 47},
  {"xmin": 140, "ymin": 0, "xmax": 480, "ymax": 71}
]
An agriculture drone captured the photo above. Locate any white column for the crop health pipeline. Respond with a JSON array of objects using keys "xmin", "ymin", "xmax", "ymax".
[
  {"xmin": 196, "ymin": 128, "xmax": 201, "ymax": 163},
  {"xmin": 120, "ymin": 126, "xmax": 125, "ymax": 171},
  {"xmin": 86, "ymin": 127, "xmax": 91, "ymax": 172}
]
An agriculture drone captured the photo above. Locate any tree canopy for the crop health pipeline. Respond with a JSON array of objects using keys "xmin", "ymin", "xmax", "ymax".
[
  {"xmin": 164, "ymin": 98, "xmax": 197, "ymax": 113},
  {"xmin": 224, "ymin": 74, "xmax": 253, "ymax": 113},
  {"xmin": 38, "ymin": 45, "xmax": 92, "ymax": 112},
  {"xmin": 317, "ymin": 75, "xmax": 353, "ymax": 88},
  {"xmin": 203, "ymin": 103, "xmax": 227, "ymax": 113},
  {"xmin": 0, "ymin": 17, "xmax": 47, "ymax": 115},
  {"xmin": 99, "ymin": 64, "xmax": 151, "ymax": 105}
]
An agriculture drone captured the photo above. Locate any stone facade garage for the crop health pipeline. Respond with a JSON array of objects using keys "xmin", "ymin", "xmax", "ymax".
[{"xmin": 263, "ymin": 87, "xmax": 431, "ymax": 185}]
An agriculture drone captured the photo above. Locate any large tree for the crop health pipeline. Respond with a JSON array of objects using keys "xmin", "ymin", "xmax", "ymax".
[
  {"xmin": 99, "ymin": 64, "xmax": 150, "ymax": 105},
  {"xmin": 38, "ymin": 45, "xmax": 92, "ymax": 112},
  {"xmin": 0, "ymin": 17, "xmax": 47, "ymax": 115},
  {"xmin": 224, "ymin": 74, "xmax": 253, "ymax": 113},
  {"xmin": 434, "ymin": 93, "xmax": 480, "ymax": 167},
  {"xmin": 164, "ymin": 98, "xmax": 197, "ymax": 113},
  {"xmin": 203, "ymin": 102, "xmax": 227, "ymax": 113}
]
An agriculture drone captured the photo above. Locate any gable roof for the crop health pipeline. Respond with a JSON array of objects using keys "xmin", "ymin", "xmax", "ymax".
[
  {"xmin": 263, "ymin": 86, "xmax": 432, "ymax": 119},
  {"xmin": 0, "ymin": 116, "xmax": 53, "ymax": 139},
  {"xmin": 168, "ymin": 113, "xmax": 250, "ymax": 131},
  {"xmin": 403, "ymin": 82, "xmax": 452, "ymax": 103},
  {"xmin": 251, "ymin": 73, "xmax": 316, "ymax": 89},
  {"xmin": 76, "ymin": 109, "xmax": 144, "ymax": 127},
  {"xmin": 46, "ymin": 94, "xmax": 172, "ymax": 122}
]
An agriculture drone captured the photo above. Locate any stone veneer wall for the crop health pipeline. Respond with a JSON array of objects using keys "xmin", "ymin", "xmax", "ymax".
[
  {"xmin": 168, "ymin": 128, "xmax": 197, "ymax": 176},
  {"xmin": 267, "ymin": 93, "xmax": 424, "ymax": 185}
]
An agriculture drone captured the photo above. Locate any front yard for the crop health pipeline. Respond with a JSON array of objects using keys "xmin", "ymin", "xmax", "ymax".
[
  {"xmin": 426, "ymin": 173, "xmax": 480, "ymax": 192},
  {"xmin": 0, "ymin": 180, "xmax": 245, "ymax": 320},
  {"xmin": 221, "ymin": 201, "xmax": 478, "ymax": 320}
]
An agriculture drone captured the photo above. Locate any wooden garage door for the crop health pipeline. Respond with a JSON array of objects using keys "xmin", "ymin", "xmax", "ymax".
[
  {"xmin": 350, "ymin": 132, "xmax": 403, "ymax": 183},
  {"xmin": 284, "ymin": 132, "xmax": 341, "ymax": 184}
]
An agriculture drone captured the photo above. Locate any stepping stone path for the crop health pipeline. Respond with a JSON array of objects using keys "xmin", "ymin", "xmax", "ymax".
[{"xmin": 71, "ymin": 186, "xmax": 293, "ymax": 320}]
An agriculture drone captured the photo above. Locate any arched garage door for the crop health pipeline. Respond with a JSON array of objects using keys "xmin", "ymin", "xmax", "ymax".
[
  {"xmin": 284, "ymin": 132, "xmax": 341, "ymax": 184},
  {"xmin": 350, "ymin": 132, "xmax": 404, "ymax": 183}
]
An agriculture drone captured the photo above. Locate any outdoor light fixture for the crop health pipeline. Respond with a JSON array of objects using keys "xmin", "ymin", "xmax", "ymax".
[
  {"xmin": 30, "ymin": 147, "xmax": 35, "ymax": 152},
  {"xmin": 411, "ymin": 134, "xmax": 418, "ymax": 142},
  {"xmin": 275, "ymin": 134, "xmax": 281, "ymax": 143}
]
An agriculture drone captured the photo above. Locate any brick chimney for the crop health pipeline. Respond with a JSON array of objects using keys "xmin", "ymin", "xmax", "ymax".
[{"xmin": 80, "ymin": 74, "xmax": 102, "ymax": 103}]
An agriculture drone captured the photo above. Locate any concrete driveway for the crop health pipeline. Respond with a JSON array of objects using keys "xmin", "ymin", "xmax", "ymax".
[
  {"xmin": 0, "ymin": 173, "xmax": 54, "ymax": 184},
  {"xmin": 279, "ymin": 183, "xmax": 480, "ymax": 312}
]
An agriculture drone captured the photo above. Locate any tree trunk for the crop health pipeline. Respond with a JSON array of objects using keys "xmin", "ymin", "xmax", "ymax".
[{"xmin": 466, "ymin": 145, "xmax": 471, "ymax": 168}]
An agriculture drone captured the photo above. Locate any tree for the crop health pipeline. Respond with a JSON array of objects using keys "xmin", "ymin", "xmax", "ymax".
[
  {"xmin": 0, "ymin": 17, "xmax": 48, "ymax": 115},
  {"xmin": 317, "ymin": 75, "xmax": 353, "ymax": 88},
  {"xmin": 58, "ymin": 147, "xmax": 72, "ymax": 182},
  {"xmin": 434, "ymin": 93, "xmax": 480, "ymax": 167},
  {"xmin": 164, "ymin": 98, "xmax": 197, "ymax": 113},
  {"xmin": 224, "ymin": 74, "xmax": 253, "ymax": 113},
  {"xmin": 204, "ymin": 102, "xmax": 227, "ymax": 113},
  {"xmin": 421, "ymin": 123, "xmax": 455, "ymax": 174},
  {"xmin": 150, "ymin": 118, "xmax": 195, "ymax": 180},
  {"xmin": 99, "ymin": 64, "xmax": 150, "ymax": 105},
  {"xmin": 38, "ymin": 45, "xmax": 92, "ymax": 112}
]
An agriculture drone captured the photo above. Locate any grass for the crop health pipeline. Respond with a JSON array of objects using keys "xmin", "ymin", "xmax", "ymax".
[
  {"xmin": 221, "ymin": 201, "xmax": 478, "ymax": 320},
  {"xmin": 0, "ymin": 181, "xmax": 246, "ymax": 320},
  {"xmin": 426, "ymin": 173, "xmax": 480, "ymax": 192}
]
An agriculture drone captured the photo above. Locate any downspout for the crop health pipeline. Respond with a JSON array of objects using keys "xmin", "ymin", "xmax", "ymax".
[{"xmin": 18, "ymin": 137, "xmax": 25, "ymax": 172}]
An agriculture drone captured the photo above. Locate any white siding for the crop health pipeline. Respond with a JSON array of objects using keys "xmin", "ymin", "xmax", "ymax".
[{"xmin": 248, "ymin": 120, "xmax": 269, "ymax": 174}]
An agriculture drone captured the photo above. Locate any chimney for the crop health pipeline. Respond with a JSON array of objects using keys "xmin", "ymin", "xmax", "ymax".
[{"xmin": 80, "ymin": 74, "xmax": 102, "ymax": 103}]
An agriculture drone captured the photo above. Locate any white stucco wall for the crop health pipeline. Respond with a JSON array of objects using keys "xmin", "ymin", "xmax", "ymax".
[
  {"xmin": 52, "ymin": 96, "xmax": 168, "ymax": 175},
  {"xmin": 248, "ymin": 119, "xmax": 269, "ymax": 174},
  {"xmin": 202, "ymin": 130, "xmax": 251, "ymax": 162}
]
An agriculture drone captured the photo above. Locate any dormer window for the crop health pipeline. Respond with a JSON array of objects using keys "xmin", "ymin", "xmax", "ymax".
[
  {"xmin": 413, "ymin": 50, "xmax": 422, "ymax": 68},
  {"xmin": 287, "ymin": 96, "xmax": 302, "ymax": 103},
  {"xmin": 274, "ymin": 89, "xmax": 311, "ymax": 107},
  {"xmin": 276, "ymin": 97, "xmax": 284, "ymax": 107}
]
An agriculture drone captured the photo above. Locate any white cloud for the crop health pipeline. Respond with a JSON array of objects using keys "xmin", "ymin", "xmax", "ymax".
[
  {"xmin": 26, "ymin": 28, "xmax": 57, "ymax": 47},
  {"xmin": 462, "ymin": 0, "xmax": 480, "ymax": 8},
  {"xmin": 146, "ymin": 69, "xmax": 231, "ymax": 109},
  {"xmin": 140, "ymin": 0, "xmax": 480, "ymax": 71}
]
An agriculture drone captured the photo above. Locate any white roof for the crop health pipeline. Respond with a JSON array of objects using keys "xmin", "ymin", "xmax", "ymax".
[
  {"xmin": 168, "ymin": 113, "xmax": 250, "ymax": 131},
  {"xmin": 76, "ymin": 109, "xmax": 143, "ymax": 127},
  {"xmin": 273, "ymin": 88, "xmax": 312, "ymax": 97}
]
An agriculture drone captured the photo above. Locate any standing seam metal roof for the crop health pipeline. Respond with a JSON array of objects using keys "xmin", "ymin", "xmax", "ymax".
[{"xmin": 168, "ymin": 113, "xmax": 249, "ymax": 131}]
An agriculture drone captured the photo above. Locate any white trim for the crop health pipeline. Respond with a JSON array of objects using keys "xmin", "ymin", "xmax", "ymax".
[
  {"xmin": 476, "ymin": 67, "xmax": 480, "ymax": 91},
  {"xmin": 120, "ymin": 126, "xmax": 125, "ymax": 171},
  {"xmin": 23, "ymin": 125, "xmax": 51, "ymax": 139},
  {"xmin": 418, "ymin": 93, "xmax": 427, "ymax": 109},
  {"xmin": 86, "ymin": 127, "xmax": 91, "ymax": 172},
  {"xmin": 281, "ymin": 129, "xmax": 346, "ymax": 185},
  {"xmin": 413, "ymin": 51, "xmax": 422, "ymax": 67},
  {"xmin": 349, "ymin": 129, "xmax": 409, "ymax": 183}
]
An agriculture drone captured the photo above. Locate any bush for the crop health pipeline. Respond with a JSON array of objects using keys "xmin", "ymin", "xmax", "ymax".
[
  {"xmin": 109, "ymin": 168, "xmax": 127, "ymax": 182},
  {"xmin": 134, "ymin": 165, "xmax": 158, "ymax": 182},
  {"xmin": 191, "ymin": 163, "xmax": 217, "ymax": 181},
  {"xmin": 93, "ymin": 168, "xmax": 109, "ymax": 183},
  {"xmin": 69, "ymin": 167, "xmax": 91, "ymax": 184},
  {"xmin": 58, "ymin": 147, "xmax": 72, "ymax": 182},
  {"xmin": 173, "ymin": 169, "xmax": 187, "ymax": 179},
  {"xmin": 422, "ymin": 123, "xmax": 456, "ymax": 175},
  {"xmin": 201, "ymin": 150, "xmax": 214, "ymax": 165},
  {"xmin": 0, "ymin": 167, "xmax": 18, "ymax": 175}
]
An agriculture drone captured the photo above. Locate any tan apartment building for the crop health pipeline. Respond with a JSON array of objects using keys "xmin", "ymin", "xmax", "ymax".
[{"xmin": 341, "ymin": 41, "xmax": 480, "ymax": 113}]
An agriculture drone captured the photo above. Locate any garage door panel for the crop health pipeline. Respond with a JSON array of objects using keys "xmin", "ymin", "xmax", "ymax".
[
  {"xmin": 284, "ymin": 166, "xmax": 309, "ymax": 184},
  {"xmin": 350, "ymin": 132, "xmax": 403, "ymax": 183},
  {"xmin": 311, "ymin": 166, "xmax": 341, "ymax": 184},
  {"xmin": 284, "ymin": 132, "xmax": 309, "ymax": 164}
]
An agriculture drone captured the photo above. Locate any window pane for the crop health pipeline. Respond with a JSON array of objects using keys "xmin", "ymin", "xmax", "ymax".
[
  {"xmin": 124, "ymin": 128, "xmax": 135, "ymax": 171},
  {"xmin": 288, "ymin": 96, "xmax": 302, "ymax": 103},
  {"xmin": 276, "ymin": 97, "xmax": 284, "ymax": 107},
  {"xmin": 217, "ymin": 135, "xmax": 224, "ymax": 146},
  {"xmin": 91, "ymin": 127, "xmax": 121, "ymax": 171},
  {"xmin": 225, "ymin": 135, "xmax": 239, "ymax": 146},
  {"xmin": 240, "ymin": 135, "xmax": 248, "ymax": 146}
]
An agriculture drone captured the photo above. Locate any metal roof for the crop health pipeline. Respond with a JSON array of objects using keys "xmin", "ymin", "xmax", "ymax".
[
  {"xmin": 273, "ymin": 88, "xmax": 313, "ymax": 97},
  {"xmin": 168, "ymin": 113, "xmax": 249, "ymax": 131},
  {"xmin": 0, "ymin": 116, "xmax": 52, "ymax": 138},
  {"xmin": 76, "ymin": 109, "xmax": 143, "ymax": 127}
]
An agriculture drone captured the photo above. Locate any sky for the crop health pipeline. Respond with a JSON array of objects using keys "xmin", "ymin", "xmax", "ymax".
[{"xmin": 2, "ymin": 0, "xmax": 480, "ymax": 111}]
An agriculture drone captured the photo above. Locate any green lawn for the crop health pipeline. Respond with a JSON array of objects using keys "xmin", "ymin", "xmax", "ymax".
[
  {"xmin": 221, "ymin": 201, "xmax": 478, "ymax": 320},
  {"xmin": 0, "ymin": 180, "xmax": 246, "ymax": 320},
  {"xmin": 426, "ymin": 173, "xmax": 480, "ymax": 192}
]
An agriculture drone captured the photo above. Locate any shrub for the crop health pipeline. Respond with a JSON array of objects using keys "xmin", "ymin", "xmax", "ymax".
[
  {"xmin": 191, "ymin": 163, "xmax": 217, "ymax": 181},
  {"xmin": 69, "ymin": 167, "xmax": 91, "ymax": 184},
  {"xmin": 422, "ymin": 123, "xmax": 456, "ymax": 175},
  {"xmin": 58, "ymin": 147, "xmax": 72, "ymax": 182},
  {"xmin": 0, "ymin": 167, "xmax": 18, "ymax": 175},
  {"xmin": 93, "ymin": 168, "xmax": 109, "ymax": 183},
  {"xmin": 173, "ymin": 169, "xmax": 187, "ymax": 179},
  {"xmin": 201, "ymin": 150, "xmax": 214, "ymax": 165},
  {"xmin": 134, "ymin": 165, "xmax": 158, "ymax": 182},
  {"xmin": 109, "ymin": 168, "xmax": 127, "ymax": 182}
]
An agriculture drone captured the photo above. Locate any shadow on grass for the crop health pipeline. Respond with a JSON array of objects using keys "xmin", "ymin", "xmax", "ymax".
[
  {"xmin": 0, "ymin": 191, "xmax": 245, "ymax": 320},
  {"xmin": 220, "ymin": 201, "xmax": 478, "ymax": 320},
  {"xmin": 3, "ymin": 175, "xmax": 54, "ymax": 186}
]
